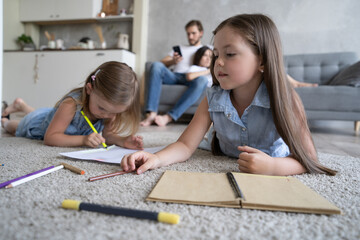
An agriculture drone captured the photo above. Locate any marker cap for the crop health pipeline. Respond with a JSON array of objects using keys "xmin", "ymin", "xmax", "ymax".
[
  {"xmin": 158, "ymin": 212, "xmax": 180, "ymax": 224},
  {"xmin": 62, "ymin": 199, "xmax": 81, "ymax": 210}
]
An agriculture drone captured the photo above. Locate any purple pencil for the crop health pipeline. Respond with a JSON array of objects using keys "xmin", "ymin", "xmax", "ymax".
[{"xmin": 0, "ymin": 166, "xmax": 55, "ymax": 189}]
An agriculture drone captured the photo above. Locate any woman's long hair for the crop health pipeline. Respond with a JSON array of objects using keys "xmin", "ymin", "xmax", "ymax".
[
  {"xmin": 211, "ymin": 14, "xmax": 336, "ymax": 175},
  {"xmin": 193, "ymin": 46, "xmax": 211, "ymax": 66}
]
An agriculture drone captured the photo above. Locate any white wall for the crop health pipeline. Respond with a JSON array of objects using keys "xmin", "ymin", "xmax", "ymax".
[
  {"xmin": 0, "ymin": 0, "xmax": 3, "ymax": 106},
  {"xmin": 147, "ymin": 0, "xmax": 360, "ymax": 61},
  {"xmin": 3, "ymin": 0, "xmax": 23, "ymax": 50}
]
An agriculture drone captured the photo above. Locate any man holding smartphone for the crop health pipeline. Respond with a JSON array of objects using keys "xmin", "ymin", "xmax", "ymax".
[{"xmin": 141, "ymin": 20, "xmax": 209, "ymax": 127}]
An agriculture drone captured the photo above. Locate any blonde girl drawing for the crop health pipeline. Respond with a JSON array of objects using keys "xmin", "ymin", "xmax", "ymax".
[
  {"xmin": 121, "ymin": 14, "xmax": 335, "ymax": 176},
  {"xmin": 2, "ymin": 61, "xmax": 143, "ymax": 149}
]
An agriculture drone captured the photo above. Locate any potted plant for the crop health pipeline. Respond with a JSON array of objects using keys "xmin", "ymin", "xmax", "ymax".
[{"xmin": 17, "ymin": 34, "xmax": 35, "ymax": 50}]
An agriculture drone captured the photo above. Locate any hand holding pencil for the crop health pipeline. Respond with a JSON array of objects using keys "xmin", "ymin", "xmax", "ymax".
[
  {"xmin": 84, "ymin": 132, "xmax": 107, "ymax": 149},
  {"xmin": 81, "ymin": 110, "xmax": 107, "ymax": 149}
]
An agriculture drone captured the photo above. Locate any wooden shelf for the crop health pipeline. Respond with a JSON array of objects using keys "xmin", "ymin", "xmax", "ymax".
[
  {"xmin": 29, "ymin": 15, "xmax": 134, "ymax": 25},
  {"xmin": 95, "ymin": 15, "xmax": 134, "ymax": 22}
]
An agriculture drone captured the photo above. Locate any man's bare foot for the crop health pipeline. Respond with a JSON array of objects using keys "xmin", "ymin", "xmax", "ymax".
[
  {"xmin": 154, "ymin": 114, "xmax": 172, "ymax": 127},
  {"xmin": 2, "ymin": 98, "xmax": 34, "ymax": 117},
  {"xmin": 140, "ymin": 112, "xmax": 157, "ymax": 126}
]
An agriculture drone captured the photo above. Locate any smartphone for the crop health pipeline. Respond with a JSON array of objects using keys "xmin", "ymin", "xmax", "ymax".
[{"xmin": 172, "ymin": 46, "xmax": 182, "ymax": 57}]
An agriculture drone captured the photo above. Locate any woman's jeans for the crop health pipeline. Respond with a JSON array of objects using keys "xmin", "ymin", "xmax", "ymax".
[{"xmin": 145, "ymin": 62, "xmax": 208, "ymax": 121}]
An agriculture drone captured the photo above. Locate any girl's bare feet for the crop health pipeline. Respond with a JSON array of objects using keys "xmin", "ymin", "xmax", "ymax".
[
  {"xmin": 154, "ymin": 114, "xmax": 172, "ymax": 127},
  {"xmin": 140, "ymin": 112, "xmax": 157, "ymax": 126},
  {"xmin": 1, "ymin": 118, "xmax": 20, "ymax": 135},
  {"xmin": 2, "ymin": 101, "xmax": 9, "ymax": 119},
  {"xmin": 1, "ymin": 117, "xmax": 9, "ymax": 128},
  {"xmin": 2, "ymin": 98, "xmax": 34, "ymax": 117}
]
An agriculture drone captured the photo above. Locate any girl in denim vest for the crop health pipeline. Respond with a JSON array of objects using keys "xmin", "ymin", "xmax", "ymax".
[{"xmin": 122, "ymin": 14, "xmax": 335, "ymax": 176}]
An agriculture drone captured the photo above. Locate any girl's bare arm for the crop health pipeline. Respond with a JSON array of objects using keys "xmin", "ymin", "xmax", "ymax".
[
  {"xmin": 186, "ymin": 69, "xmax": 210, "ymax": 81},
  {"xmin": 122, "ymin": 97, "xmax": 212, "ymax": 173},
  {"xmin": 44, "ymin": 98, "xmax": 105, "ymax": 147}
]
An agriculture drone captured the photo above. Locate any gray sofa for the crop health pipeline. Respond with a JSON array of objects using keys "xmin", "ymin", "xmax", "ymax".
[{"xmin": 144, "ymin": 52, "xmax": 360, "ymax": 131}]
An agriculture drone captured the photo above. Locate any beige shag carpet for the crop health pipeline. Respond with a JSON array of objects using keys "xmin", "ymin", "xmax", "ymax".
[{"xmin": 0, "ymin": 126, "xmax": 359, "ymax": 240}]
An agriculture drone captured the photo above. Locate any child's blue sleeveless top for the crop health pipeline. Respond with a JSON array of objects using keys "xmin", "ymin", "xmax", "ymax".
[
  {"xmin": 15, "ymin": 90, "xmax": 104, "ymax": 140},
  {"xmin": 199, "ymin": 82, "xmax": 289, "ymax": 158}
]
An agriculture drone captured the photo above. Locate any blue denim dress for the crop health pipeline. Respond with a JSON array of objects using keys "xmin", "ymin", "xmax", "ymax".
[
  {"xmin": 199, "ymin": 82, "xmax": 289, "ymax": 158},
  {"xmin": 15, "ymin": 91, "xmax": 104, "ymax": 140}
]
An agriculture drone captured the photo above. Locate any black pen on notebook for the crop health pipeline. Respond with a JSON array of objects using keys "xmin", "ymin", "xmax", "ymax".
[{"xmin": 80, "ymin": 110, "xmax": 107, "ymax": 149}]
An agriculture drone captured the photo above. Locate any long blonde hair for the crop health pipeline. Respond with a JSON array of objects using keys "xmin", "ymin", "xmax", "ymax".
[
  {"xmin": 58, "ymin": 61, "xmax": 140, "ymax": 136},
  {"xmin": 211, "ymin": 14, "xmax": 336, "ymax": 175}
]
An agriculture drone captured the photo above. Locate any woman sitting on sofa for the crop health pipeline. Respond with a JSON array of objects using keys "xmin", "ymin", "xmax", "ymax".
[{"xmin": 186, "ymin": 46, "xmax": 213, "ymax": 87}]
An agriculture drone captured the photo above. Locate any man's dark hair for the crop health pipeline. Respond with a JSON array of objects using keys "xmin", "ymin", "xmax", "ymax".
[{"xmin": 185, "ymin": 20, "xmax": 203, "ymax": 32}]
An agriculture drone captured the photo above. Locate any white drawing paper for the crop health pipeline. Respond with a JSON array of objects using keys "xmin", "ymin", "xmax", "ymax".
[{"xmin": 60, "ymin": 145, "xmax": 164, "ymax": 164}]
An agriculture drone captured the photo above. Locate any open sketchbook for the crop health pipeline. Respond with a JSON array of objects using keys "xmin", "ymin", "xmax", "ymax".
[
  {"xmin": 60, "ymin": 145, "xmax": 164, "ymax": 164},
  {"xmin": 147, "ymin": 170, "xmax": 342, "ymax": 215}
]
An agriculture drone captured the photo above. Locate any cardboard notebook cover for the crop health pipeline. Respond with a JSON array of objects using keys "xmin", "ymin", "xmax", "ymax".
[{"xmin": 146, "ymin": 170, "xmax": 341, "ymax": 215}]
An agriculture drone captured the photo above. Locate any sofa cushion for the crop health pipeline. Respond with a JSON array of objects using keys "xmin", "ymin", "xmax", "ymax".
[
  {"xmin": 284, "ymin": 52, "xmax": 358, "ymax": 85},
  {"xmin": 327, "ymin": 61, "xmax": 360, "ymax": 87},
  {"xmin": 295, "ymin": 86, "xmax": 360, "ymax": 112}
]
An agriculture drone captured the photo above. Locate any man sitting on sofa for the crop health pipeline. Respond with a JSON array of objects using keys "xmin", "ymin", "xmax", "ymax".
[{"xmin": 141, "ymin": 20, "xmax": 209, "ymax": 127}]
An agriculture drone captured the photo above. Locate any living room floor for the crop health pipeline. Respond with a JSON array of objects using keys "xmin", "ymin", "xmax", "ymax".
[
  {"xmin": 307, "ymin": 120, "xmax": 360, "ymax": 157},
  {"xmin": 139, "ymin": 120, "xmax": 360, "ymax": 158}
]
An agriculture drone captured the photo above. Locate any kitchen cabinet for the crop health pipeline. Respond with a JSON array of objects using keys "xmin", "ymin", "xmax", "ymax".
[
  {"xmin": 15, "ymin": 0, "xmax": 147, "ymax": 76},
  {"xmin": 3, "ymin": 50, "xmax": 135, "ymax": 109},
  {"xmin": 20, "ymin": 0, "xmax": 102, "ymax": 22}
]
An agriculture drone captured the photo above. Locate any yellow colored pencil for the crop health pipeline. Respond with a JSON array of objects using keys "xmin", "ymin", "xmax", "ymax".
[{"xmin": 81, "ymin": 110, "xmax": 107, "ymax": 149}]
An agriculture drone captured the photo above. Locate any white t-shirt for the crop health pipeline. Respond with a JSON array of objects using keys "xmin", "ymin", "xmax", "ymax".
[
  {"xmin": 188, "ymin": 65, "xmax": 212, "ymax": 87},
  {"xmin": 168, "ymin": 45, "xmax": 203, "ymax": 73}
]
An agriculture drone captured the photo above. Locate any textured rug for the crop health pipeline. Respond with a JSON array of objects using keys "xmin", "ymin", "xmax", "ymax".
[{"xmin": 0, "ymin": 128, "xmax": 359, "ymax": 240}]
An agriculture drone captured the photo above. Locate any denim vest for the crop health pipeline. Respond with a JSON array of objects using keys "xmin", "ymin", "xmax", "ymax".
[
  {"xmin": 16, "ymin": 90, "xmax": 104, "ymax": 139},
  {"xmin": 206, "ymin": 82, "xmax": 289, "ymax": 158}
]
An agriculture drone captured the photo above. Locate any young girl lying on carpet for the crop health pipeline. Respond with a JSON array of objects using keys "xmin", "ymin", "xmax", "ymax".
[
  {"xmin": 2, "ymin": 61, "xmax": 143, "ymax": 149},
  {"xmin": 121, "ymin": 14, "xmax": 336, "ymax": 176}
]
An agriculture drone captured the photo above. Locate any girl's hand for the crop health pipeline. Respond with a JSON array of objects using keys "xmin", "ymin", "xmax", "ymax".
[
  {"xmin": 123, "ymin": 135, "xmax": 144, "ymax": 150},
  {"xmin": 121, "ymin": 151, "xmax": 160, "ymax": 174},
  {"xmin": 237, "ymin": 146, "xmax": 275, "ymax": 175},
  {"xmin": 84, "ymin": 132, "xmax": 106, "ymax": 148}
]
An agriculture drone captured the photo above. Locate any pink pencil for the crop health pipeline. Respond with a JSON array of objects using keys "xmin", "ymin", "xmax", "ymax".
[{"xmin": 88, "ymin": 171, "xmax": 129, "ymax": 182}]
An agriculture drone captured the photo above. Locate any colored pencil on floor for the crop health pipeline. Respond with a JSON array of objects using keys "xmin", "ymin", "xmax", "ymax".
[
  {"xmin": 88, "ymin": 170, "xmax": 128, "ymax": 182},
  {"xmin": 61, "ymin": 162, "xmax": 85, "ymax": 175},
  {"xmin": 5, "ymin": 165, "xmax": 64, "ymax": 188},
  {"xmin": 0, "ymin": 165, "xmax": 55, "ymax": 188}
]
